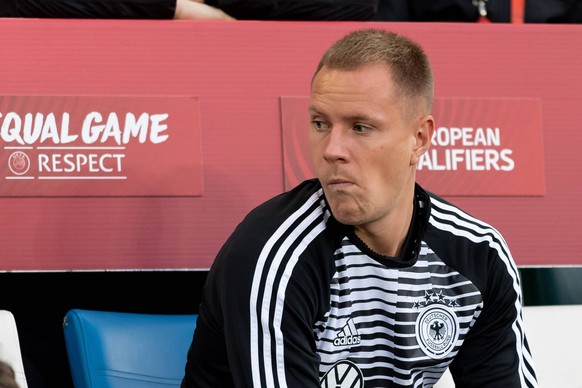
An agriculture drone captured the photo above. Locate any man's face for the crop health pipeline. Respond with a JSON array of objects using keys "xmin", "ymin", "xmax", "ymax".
[{"xmin": 308, "ymin": 64, "xmax": 431, "ymax": 228}]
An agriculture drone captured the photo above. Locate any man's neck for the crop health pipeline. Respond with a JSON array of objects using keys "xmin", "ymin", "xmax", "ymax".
[{"xmin": 353, "ymin": 194, "xmax": 414, "ymax": 258}]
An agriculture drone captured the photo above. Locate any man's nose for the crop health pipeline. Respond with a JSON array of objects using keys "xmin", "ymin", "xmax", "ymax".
[{"xmin": 323, "ymin": 127, "xmax": 349, "ymax": 162}]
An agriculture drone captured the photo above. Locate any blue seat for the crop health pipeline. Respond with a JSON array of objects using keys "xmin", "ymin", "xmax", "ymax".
[{"xmin": 63, "ymin": 309, "xmax": 197, "ymax": 388}]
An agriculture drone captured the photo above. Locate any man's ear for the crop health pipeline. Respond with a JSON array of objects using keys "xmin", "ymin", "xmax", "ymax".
[{"xmin": 411, "ymin": 115, "xmax": 435, "ymax": 165}]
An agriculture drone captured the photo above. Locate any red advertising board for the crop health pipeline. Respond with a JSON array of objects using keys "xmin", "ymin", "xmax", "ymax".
[
  {"xmin": 0, "ymin": 95, "xmax": 203, "ymax": 196},
  {"xmin": 0, "ymin": 19, "xmax": 580, "ymax": 270}
]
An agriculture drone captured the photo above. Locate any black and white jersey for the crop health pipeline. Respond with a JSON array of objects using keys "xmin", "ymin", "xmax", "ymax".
[{"xmin": 182, "ymin": 178, "xmax": 538, "ymax": 388}]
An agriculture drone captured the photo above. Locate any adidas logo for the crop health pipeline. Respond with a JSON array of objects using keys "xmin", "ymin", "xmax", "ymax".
[{"xmin": 333, "ymin": 318, "xmax": 361, "ymax": 346}]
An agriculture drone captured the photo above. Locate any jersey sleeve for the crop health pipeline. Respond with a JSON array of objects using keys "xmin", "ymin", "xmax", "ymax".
[
  {"xmin": 448, "ymin": 248, "xmax": 538, "ymax": 387},
  {"xmin": 425, "ymin": 191, "xmax": 538, "ymax": 387}
]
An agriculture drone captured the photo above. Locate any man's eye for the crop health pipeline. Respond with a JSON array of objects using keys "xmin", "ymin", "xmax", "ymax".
[
  {"xmin": 353, "ymin": 125, "xmax": 369, "ymax": 133},
  {"xmin": 312, "ymin": 120, "xmax": 328, "ymax": 131}
]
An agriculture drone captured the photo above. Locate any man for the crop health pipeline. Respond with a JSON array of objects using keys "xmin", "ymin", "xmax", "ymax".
[{"xmin": 182, "ymin": 29, "xmax": 538, "ymax": 387}]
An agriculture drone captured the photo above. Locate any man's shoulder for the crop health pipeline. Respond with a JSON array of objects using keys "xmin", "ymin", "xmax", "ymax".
[
  {"xmin": 421, "ymin": 184, "xmax": 506, "ymax": 252},
  {"xmin": 227, "ymin": 178, "xmax": 325, "ymax": 241},
  {"xmin": 217, "ymin": 178, "xmax": 332, "ymax": 270},
  {"xmin": 421, "ymin": 185, "xmax": 510, "ymax": 271},
  {"xmin": 248, "ymin": 178, "xmax": 323, "ymax": 219},
  {"xmin": 423, "ymin": 186, "xmax": 493, "ymax": 231}
]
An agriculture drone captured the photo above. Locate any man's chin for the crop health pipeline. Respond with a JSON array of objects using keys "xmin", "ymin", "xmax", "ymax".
[{"xmin": 329, "ymin": 206, "xmax": 362, "ymax": 226}]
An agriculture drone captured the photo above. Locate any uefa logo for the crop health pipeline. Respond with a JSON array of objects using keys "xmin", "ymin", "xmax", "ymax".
[{"xmin": 8, "ymin": 151, "xmax": 31, "ymax": 176}]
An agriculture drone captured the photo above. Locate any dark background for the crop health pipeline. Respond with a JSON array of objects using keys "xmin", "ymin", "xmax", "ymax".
[
  {"xmin": 0, "ymin": 271, "xmax": 208, "ymax": 388},
  {"xmin": 1, "ymin": 267, "xmax": 580, "ymax": 387}
]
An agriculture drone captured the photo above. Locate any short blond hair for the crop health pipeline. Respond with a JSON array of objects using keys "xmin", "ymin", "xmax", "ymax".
[{"xmin": 313, "ymin": 29, "xmax": 434, "ymax": 115}]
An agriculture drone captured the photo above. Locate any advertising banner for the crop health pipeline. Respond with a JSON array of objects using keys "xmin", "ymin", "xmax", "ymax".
[
  {"xmin": 0, "ymin": 95, "xmax": 203, "ymax": 196},
  {"xmin": 281, "ymin": 96, "xmax": 545, "ymax": 196}
]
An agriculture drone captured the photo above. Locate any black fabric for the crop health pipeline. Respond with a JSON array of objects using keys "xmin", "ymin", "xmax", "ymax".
[
  {"xmin": 373, "ymin": 0, "xmax": 511, "ymax": 22},
  {"xmin": 372, "ymin": 0, "xmax": 411, "ymax": 21},
  {"xmin": 0, "ymin": 0, "xmax": 17, "ymax": 16},
  {"xmin": 525, "ymin": 0, "xmax": 582, "ymax": 23},
  {"xmin": 205, "ymin": 0, "xmax": 379, "ymax": 20},
  {"xmin": 3, "ymin": 0, "xmax": 176, "ymax": 18}
]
